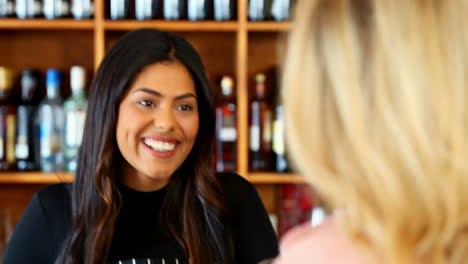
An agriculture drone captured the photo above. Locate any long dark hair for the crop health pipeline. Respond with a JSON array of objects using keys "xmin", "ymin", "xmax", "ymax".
[{"xmin": 56, "ymin": 28, "xmax": 234, "ymax": 264}]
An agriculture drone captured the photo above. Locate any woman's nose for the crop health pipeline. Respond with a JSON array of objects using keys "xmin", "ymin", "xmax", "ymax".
[{"xmin": 153, "ymin": 107, "xmax": 176, "ymax": 132}]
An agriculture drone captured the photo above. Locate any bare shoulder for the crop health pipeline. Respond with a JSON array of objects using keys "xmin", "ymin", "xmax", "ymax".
[{"xmin": 274, "ymin": 217, "xmax": 375, "ymax": 264}]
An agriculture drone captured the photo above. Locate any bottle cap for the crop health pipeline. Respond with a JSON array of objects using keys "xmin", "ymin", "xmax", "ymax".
[
  {"xmin": 46, "ymin": 69, "xmax": 61, "ymax": 89},
  {"xmin": 0, "ymin": 67, "xmax": 15, "ymax": 91},
  {"xmin": 255, "ymin": 73, "xmax": 266, "ymax": 83},
  {"xmin": 70, "ymin": 65, "xmax": 86, "ymax": 93},
  {"xmin": 46, "ymin": 69, "xmax": 61, "ymax": 98},
  {"xmin": 255, "ymin": 73, "xmax": 266, "ymax": 98},
  {"xmin": 21, "ymin": 69, "xmax": 39, "ymax": 101},
  {"xmin": 220, "ymin": 75, "xmax": 234, "ymax": 96}
]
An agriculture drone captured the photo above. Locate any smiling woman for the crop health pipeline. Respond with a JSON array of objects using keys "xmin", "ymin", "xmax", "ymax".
[
  {"xmin": 117, "ymin": 62, "xmax": 200, "ymax": 192},
  {"xmin": 2, "ymin": 29, "xmax": 278, "ymax": 264}
]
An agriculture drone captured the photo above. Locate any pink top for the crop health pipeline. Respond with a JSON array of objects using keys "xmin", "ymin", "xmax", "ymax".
[{"xmin": 273, "ymin": 217, "xmax": 375, "ymax": 264}]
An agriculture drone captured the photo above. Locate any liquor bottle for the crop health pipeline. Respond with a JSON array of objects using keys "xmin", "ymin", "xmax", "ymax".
[
  {"xmin": 271, "ymin": 0, "xmax": 291, "ymax": 21},
  {"xmin": 15, "ymin": 69, "xmax": 40, "ymax": 171},
  {"xmin": 110, "ymin": 0, "xmax": 129, "ymax": 19},
  {"xmin": 0, "ymin": 0, "xmax": 15, "ymax": 17},
  {"xmin": 43, "ymin": 0, "xmax": 70, "ymax": 18},
  {"xmin": 215, "ymin": 76, "xmax": 237, "ymax": 172},
  {"xmin": 248, "ymin": 0, "xmax": 271, "ymax": 21},
  {"xmin": 38, "ymin": 69, "xmax": 64, "ymax": 172},
  {"xmin": 16, "ymin": 0, "xmax": 43, "ymax": 19},
  {"xmin": 214, "ymin": 0, "xmax": 234, "ymax": 21},
  {"xmin": 188, "ymin": 0, "xmax": 210, "ymax": 21},
  {"xmin": 63, "ymin": 66, "xmax": 87, "ymax": 173},
  {"xmin": 0, "ymin": 67, "xmax": 17, "ymax": 171},
  {"xmin": 272, "ymin": 104, "xmax": 290, "ymax": 172},
  {"xmin": 135, "ymin": 0, "xmax": 157, "ymax": 20},
  {"xmin": 71, "ymin": 0, "xmax": 94, "ymax": 19},
  {"xmin": 163, "ymin": 0, "xmax": 184, "ymax": 20},
  {"xmin": 249, "ymin": 73, "xmax": 273, "ymax": 171}
]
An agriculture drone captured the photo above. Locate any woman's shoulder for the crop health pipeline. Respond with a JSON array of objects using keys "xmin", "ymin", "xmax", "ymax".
[
  {"xmin": 36, "ymin": 182, "xmax": 70, "ymax": 200},
  {"xmin": 275, "ymin": 217, "xmax": 374, "ymax": 264},
  {"xmin": 215, "ymin": 172, "xmax": 258, "ymax": 206},
  {"xmin": 34, "ymin": 183, "xmax": 71, "ymax": 214},
  {"xmin": 215, "ymin": 172, "xmax": 252, "ymax": 190}
]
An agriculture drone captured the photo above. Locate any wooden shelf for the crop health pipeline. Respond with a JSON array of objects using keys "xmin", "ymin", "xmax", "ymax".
[
  {"xmin": 0, "ymin": 19, "xmax": 94, "ymax": 30},
  {"xmin": 0, "ymin": 172, "xmax": 74, "ymax": 184},
  {"xmin": 0, "ymin": 172, "xmax": 305, "ymax": 184},
  {"xmin": 247, "ymin": 21, "xmax": 292, "ymax": 32},
  {"xmin": 248, "ymin": 173, "xmax": 306, "ymax": 184},
  {"xmin": 0, "ymin": 0, "xmax": 297, "ymax": 214},
  {"xmin": 104, "ymin": 20, "xmax": 239, "ymax": 32}
]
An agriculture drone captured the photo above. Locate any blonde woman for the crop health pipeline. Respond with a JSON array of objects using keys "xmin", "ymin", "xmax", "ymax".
[{"xmin": 275, "ymin": 0, "xmax": 468, "ymax": 264}]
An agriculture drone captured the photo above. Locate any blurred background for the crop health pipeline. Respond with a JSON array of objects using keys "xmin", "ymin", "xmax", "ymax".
[{"xmin": 0, "ymin": 0, "xmax": 318, "ymax": 259}]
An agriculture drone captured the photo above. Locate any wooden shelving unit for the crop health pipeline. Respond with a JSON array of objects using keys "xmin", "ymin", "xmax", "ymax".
[
  {"xmin": 0, "ymin": 0, "xmax": 301, "ymax": 218},
  {"xmin": 104, "ymin": 20, "xmax": 239, "ymax": 31},
  {"xmin": 248, "ymin": 173, "xmax": 305, "ymax": 184},
  {"xmin": 247, "ymin": 21, "xmax": 292, "ymax": 31},
  {"xmin": 0, "ymin": 173, "xmax": 73, "ymax": 184},
  {"xmin": 0, "ymin": 18, "xmax": 94, "ymax": 30},
  {"xmin": 0, "ymin": 172, "xmax": 305, "ymax": 184}
]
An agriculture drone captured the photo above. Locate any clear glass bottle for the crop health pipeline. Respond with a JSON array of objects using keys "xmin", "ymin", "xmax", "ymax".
[
  {"xmin": 188, "ymin": 0, "xmax": 210, "ymax": 21},
  {"xmin": 15, "ymin": 69, "xmax": 40, "ymax": 171},
  {"xmin": 16, "ymin": 0, "xmax": 42, "ymax": 19},
  {"xmin": 271, "ymin": 0, "xmax": 291, "ymax": 21},
  {"xmin": 135, "ymin": 0, "xmax": 158, "ymax": 20},
  {"xmin": 71, "ymin": 0, "xmax": 94, "ymax": 19},
  {"xmin": 214, "ymin": 0, "xmax": 234, "ymax": 21},
  {"xmin": 215, "ymin": 76, "xmax": 237, "ymax": 172},
  {"xmin": 110, "ymin": 0, "xmax": 130, "ymax": 19},
  {"xmin": 63, "ymin": 66, "xmax": 87, "ymax": 173},
  {"xmin": 249, "ymin": 73, "xmax": 273, "ymax": 171},
  {"xmin": 248, "ymin": 0, "xmax": 271, "ymax": 21},
  {"xmin": 43, "ymin": 0, "xmax": 70, "ymax": 19},
  {"xmin": 272, "ymin": 104, "xmax": 290, "ymax": 172},
  {"xmin": 0, "ymin": 67, "xmax": 17, "ymax": 171},
  {"xmin": 163, "ymin": 0, "xmax": 184, "ymax": 20},
  {"xmin": 0, "ymin": 0, "xmax": 15, "ymax": 17},
  {"xmin": 38, "ymin": 69, "xmax": 64, "ymax": 172}
]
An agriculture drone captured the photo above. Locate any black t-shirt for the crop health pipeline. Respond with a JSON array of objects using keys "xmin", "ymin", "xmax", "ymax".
[{"xmin": 2, "ymin": 173, "xmax": 279, "ymax": 264}]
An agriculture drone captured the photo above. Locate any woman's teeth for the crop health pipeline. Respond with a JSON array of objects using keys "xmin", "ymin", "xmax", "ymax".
[{"xmin": 144, "ymin": 138, "xmax": 176, "ymax": 152}]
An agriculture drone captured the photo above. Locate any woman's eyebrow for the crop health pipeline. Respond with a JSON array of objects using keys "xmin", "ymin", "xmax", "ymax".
[
  {"xmin": 132, "ymin": 88, "xmax": 197, "ymax": 100},
  {"xmin": 132, "ymin": 88, "xmax": 162, "ymax": 97}
]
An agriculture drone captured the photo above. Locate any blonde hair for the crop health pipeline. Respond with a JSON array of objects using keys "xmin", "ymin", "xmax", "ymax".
[{"xmin": 283, "ymin": 0, "xmax": 468, "ymax": 263}]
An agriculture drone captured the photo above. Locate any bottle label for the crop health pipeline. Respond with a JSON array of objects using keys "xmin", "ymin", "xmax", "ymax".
[
  {"xmin": 249, "ymin": 125, "xmax": 260, "ymax": 151},
  {"xmin": 0, "ymin": 138, "xmax": 3, "ymax": 159},
  {"xmin": 273, "ymin": 119, "xmax": 284, "ymax": 154},
  {"xmin": 263, "ymin": 110, "xmax": 272, "ymax": 144},
  {"xmin": 15, "ymin": 136, "xmax": 29, "ymax": 159},
  {"xmin": 65, "ymin": 109, "xmax": 86, "ymax": 147},
  {"xmin": 43, "ymin": 0, "xmax": 53, "ymax": 18},
  {"xmin": 7, "ymin": 0, "xmax": 14, "ymax": 14},
  {"xmin": 220, "ymin": 109, "xmax": 236, "ymax": 142},
  {"xmin": 40, "ymin": 120, "xmax": 61, "ymax": 158},
  {"xmin": 6, "ymin": 114, "xmax": 16, "ymax": 164},
  {"xmin": 16, "ymin": 0, "xmax": 27, "ymax": 18},
  {"xmin": 0, "ymin": 108, "xmax": 4, "ymax": 159},
  {"xmin": 34, "ymin": 0, "xmax": 42, "ymax": 15},
  {"xmin": 220, "ymin": 127, "xmax": 237, "ymax": 142},
  {"xmin": 16, "ymin": 106, "xmax": 31, "ymax": 159}
]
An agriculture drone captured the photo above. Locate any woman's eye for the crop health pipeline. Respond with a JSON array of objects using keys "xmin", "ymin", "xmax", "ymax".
[
  {"xmin": 179, "ymin": 104, "xmax": 194, "ymax": 111},
  {"xmin": 138, "ymin": 100, "xmax": 154, "ymax": 107}
]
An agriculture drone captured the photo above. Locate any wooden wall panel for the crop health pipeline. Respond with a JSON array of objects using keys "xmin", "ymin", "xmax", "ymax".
[
  {"xmin": 0, "ymin": 30, "xmax": 95, "ymax": 97},
  {"xmin": 0, "ymin": 184, "xmax": 45, "ymax": 225}
]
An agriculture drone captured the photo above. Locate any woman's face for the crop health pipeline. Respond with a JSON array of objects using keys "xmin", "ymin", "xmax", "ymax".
[{"xmin": 116, "ymin": 61, "xmax": 199, "ymax": 191}]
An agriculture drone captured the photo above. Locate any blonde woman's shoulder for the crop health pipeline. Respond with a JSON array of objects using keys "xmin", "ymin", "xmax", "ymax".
[{"xmin": 274, "ymin": 216, "xmax": 375, "ymax": 264}]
